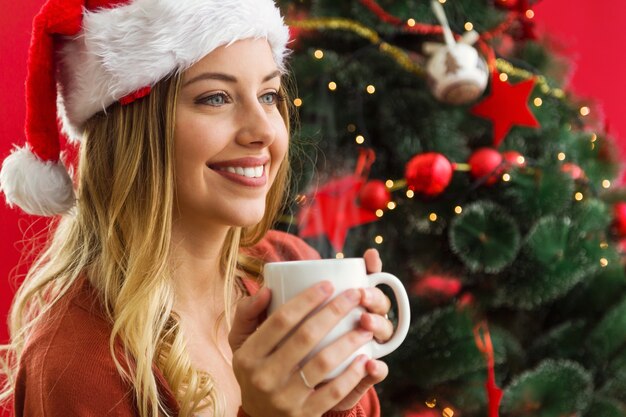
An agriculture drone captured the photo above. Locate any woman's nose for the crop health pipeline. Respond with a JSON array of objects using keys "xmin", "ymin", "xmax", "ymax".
[{"xmin": 235, "ymin": 101, "xmax": 276, "ymax": 147}]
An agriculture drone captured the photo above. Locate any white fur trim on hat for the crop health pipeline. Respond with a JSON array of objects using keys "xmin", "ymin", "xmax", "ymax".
[
  {"xmin": 0, "ymin": 146, "xmax": 75, "ymax": 216},
  {"xmin": 57, "ymin": 0, "xmax": 290, "ymax": 139}
]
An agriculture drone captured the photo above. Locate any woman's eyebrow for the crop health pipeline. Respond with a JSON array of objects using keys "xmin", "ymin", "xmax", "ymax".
[{"xmin": 183, "ymin": 70, "xmax": 281, "ymax": 87}]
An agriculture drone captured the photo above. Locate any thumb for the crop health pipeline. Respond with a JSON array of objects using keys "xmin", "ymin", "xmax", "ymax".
[{"xmin": 229, "ymin": 286, "xmax": 271, "ymax": 351}]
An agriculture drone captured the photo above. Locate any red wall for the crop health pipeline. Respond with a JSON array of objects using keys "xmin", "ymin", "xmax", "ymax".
[
  {"xmin": 0, "ymin": 1, "xmax": 625, "ymax": 413},
  {"xmin": 0, "ymin": 1, "xmax": 47, "ymax": 346},
  {"xmin": 533, "ymin": 1, "xmax": 626, "ymax": 168}
]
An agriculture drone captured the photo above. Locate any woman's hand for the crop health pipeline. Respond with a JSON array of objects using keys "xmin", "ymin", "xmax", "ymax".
[
  {"xmin": 329, "ymin": 248, "xmax": 392, "ymax": 411},
  {"xmin": 229, "ymin": 281, "xmax": 374, "ymax": 417},
  {"xmin": 360, "ymin": 248, "xmax": 394, "ymax": 343}
]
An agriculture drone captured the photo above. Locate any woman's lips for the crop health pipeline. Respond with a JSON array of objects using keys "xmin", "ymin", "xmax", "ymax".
[{"xmin": 207, "ymin": 157, "xmax": 269, "ymax": 187}]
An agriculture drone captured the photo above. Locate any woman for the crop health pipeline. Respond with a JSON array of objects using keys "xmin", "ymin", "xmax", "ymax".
[{"xmin": 0, "ymin": 1, "xmax": 393, "ymax": 416}]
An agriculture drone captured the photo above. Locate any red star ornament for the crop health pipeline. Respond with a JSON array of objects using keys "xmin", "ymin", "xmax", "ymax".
[
  {"xmin": 471, "ymin": 70, "xmax": 540, "ymax": 147},
  {"xmin": 298, "ymin": 175, "xmax": 379, "ymax": 253}
]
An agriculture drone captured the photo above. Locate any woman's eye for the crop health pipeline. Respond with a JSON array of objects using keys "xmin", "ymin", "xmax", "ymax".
[
  {"xmin": 260, "ymin": 92, "xmax": 278, "ymax": 105},
  {"xmin": 199, "ymin": 93, "xmax": 230, "ymax": 106}
]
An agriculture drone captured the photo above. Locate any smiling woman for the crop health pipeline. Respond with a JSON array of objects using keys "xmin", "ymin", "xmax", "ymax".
[
  {"xmin": 0, "ymin": 1, "xmax": 388, "ymax": 417},
  {"xmin": 173, "ymin": 40, "xmax": 289, "ymax": 231}
]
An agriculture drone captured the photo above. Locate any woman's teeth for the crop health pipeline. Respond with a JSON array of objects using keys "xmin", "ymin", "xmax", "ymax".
[{"xmin": 218, "ymin": 165, "xmax": 264, "ymax": 178}]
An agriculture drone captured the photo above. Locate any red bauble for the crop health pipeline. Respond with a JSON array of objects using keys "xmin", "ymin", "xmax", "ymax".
[
  {"xmin": 613, "ymin": 202, "xmax": 626, "ymax": 237},
  {"xmin": 359, "ymin": 180, "xmax": 391, "ymax": 212},
  {"xmin": 405, "ymin": 153, "xmax": 453, "ymax": 196},
  {"xmin": 561, "ymin": 163, "xmax": 585, "ymax": 180},
  {"xmin": 501, "ymin": 150, "xmax": 526, "ymax": 169},
  {"xmin": 469, "ymin": 148, "xmax": 504, "ymax": 185}
]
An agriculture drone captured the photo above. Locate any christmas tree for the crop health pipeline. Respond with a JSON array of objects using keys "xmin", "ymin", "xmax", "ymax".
[{"xmin": 276, "ymin": 0, "xmax": 626, "ymax": 416}]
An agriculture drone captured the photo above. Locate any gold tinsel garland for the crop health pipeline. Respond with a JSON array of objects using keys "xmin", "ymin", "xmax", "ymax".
[
  {"xmin": 288, "ymin": 18, "xmax": 564, "ymax": 99},
  {"xmin": 288, "ymin": 18, "xmax": 424, "ymax": 76},
  {"xmin": 495, "ymin": 58, "xmax": 565, "ymax": 99}
]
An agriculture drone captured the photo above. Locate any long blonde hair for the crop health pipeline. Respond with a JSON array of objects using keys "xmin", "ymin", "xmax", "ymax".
[{"xmin": 0, "ymin": 70, "xmax": 293, "ymax": 416}]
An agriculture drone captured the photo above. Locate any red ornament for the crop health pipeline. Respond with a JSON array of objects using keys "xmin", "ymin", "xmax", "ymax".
[
  {"xmin": 412, "ymin": 275, "xmax": 462, "ymax": 303},
  {"xmin": 359, "ymin": 180, "xmax": 391, "ymax": 212},
  {"xmin": 613, "ymin": 202, "xmax": 626, "ymax": 237},
  {"xmin": 405, "ymin": 153, "xmax": 453, "ymax": 196},
  {"xmin": 471, "ymin": 70, "xmax": 540, "ymax": 147},
  {"xmin": 469, "ymin": 148, "xmax": 504, "ymax": 185},
  {"xmin": 501, "ymin": 150, "xmax": 526, "ymax": 169},
  {"xmin": 298, "ymin": 176, "xmax": 379, "ymax": 253},
  {"xmin": 561, "ymin": 163, "xmax": 585, "ymax": 180}
]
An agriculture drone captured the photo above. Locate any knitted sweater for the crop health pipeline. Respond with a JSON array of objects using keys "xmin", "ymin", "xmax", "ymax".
[{"xmin": 14, "ymin": 231, "xmax": 380, "ymax": 417}]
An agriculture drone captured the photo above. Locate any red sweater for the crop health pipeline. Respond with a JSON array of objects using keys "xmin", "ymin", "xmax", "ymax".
[{"xmin": 14, "ymin": 230, "xmax": 380, "ymax": 417}]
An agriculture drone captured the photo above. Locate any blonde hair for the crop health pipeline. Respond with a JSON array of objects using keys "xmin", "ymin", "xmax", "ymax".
[{"xmin": 0, "ymin": 71, "xmax": 293, "ymax": 416}]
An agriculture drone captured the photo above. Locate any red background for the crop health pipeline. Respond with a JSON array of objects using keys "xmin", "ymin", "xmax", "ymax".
[{"xmin": 0, "ymin": 2, "xmax": 625, "ymax": 413}]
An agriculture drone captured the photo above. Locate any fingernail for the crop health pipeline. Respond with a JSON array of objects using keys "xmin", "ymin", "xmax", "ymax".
[
  {"xmin": 360, "ymin": 288, "xmax": 369, "ymax": 303},
  {"xmin": 345, "ymin": 289, "xmax": 361, "ymax": 301},
  {"xmin": 357, "ymin": 354, "xmax": 369, "ymax": 364}
]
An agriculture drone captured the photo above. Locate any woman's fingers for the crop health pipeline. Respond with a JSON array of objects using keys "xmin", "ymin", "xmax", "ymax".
[
  {"xmin": 360, "ymin": 287, "xmax": 393, "ymax": 342},
  {"xmin": 283, "ymin": 328, "xmax": 373, "ymax": 398},
  {"xmin": 232, "ymin": 281, "xmax": 338, "ymax": 411},
  {"xmin": 241, "ymin": 281, "xmax": 334, "ymax": 358},
  {"xmin": 363, "ymin": 248, "xmax": 382, "ymax": 273},
  {"xmin": 264, "ymin": 288, "xmax": 363, "ymax": 378},
  {"xmin": 362, "ymin": 250, "xmax": 394, "ymax": 342},
  {"xmin": 360, "ymin": 312, "xmax": 394, "ymax": 343},
  {"xmin": 330, "ymin": 359, "xmax": 389, "ymax": 412},
  {"xmin": 360, "ymin": 287, "xmax": 391, "ymax": 315},
  {"xmin": 306, "ymin": 354, "xmax": 370, "ymax": 415}
]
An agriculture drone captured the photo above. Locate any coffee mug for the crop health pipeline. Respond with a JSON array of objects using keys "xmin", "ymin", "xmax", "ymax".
[{"xmin": 263, "ymin": 258, "xmax": 410, "ymax": 380}]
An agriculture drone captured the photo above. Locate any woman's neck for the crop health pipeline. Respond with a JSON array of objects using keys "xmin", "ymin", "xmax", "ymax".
[{"xmin": 169, "ymin": 220, "xmax": 231, "ymax": 319}]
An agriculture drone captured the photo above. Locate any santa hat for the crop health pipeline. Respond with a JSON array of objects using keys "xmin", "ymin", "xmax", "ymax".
[{"xmin": 0, "ymin": 0, "xmax": 290, "ymax": 216}]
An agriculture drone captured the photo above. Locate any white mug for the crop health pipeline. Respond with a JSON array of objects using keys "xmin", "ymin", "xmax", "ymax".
[{"xmin": 263, "ymin": 258, "xmax": 410, "ymax": 380}]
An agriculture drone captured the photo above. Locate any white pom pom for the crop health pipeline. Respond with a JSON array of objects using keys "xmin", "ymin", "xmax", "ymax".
[{"xmin": 0, "ymin": 146, "xmax": 76, "ymax": 216}]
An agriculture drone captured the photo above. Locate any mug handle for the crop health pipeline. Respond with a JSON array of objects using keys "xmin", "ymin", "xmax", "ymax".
[{"xmin": 366, "ymin": 272, "xmax": 411, "ymax": 359}]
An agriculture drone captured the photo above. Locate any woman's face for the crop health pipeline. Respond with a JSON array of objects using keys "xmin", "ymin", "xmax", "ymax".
[{"xmin": 173, "ymin": 38, "xmax": 288, "ymax": 230}]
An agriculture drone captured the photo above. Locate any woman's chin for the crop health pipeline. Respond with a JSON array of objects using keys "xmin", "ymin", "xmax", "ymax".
[{"xmin": 229, "ymin": 210, "xmax": 266, "ymax": 228}]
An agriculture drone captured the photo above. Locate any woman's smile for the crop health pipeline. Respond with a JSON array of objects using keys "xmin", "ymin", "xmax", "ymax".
[{"xmin": 207, "ymin": 156, "xmax": 270, "ymax": 187}]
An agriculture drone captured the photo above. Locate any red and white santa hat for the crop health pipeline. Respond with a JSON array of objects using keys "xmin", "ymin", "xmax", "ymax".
[{"xmin": 0, "ymin": 0, "xmax": 290, "ymax": 216}]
